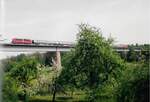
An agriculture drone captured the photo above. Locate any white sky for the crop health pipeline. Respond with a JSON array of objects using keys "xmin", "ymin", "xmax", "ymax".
[
  {"xmin": 0, "ymin": 0, "xmax": 149, "ymax": 44},
  {"xmin": 0, "ymin": 0, "xmax": 150, "ymax": 59}
]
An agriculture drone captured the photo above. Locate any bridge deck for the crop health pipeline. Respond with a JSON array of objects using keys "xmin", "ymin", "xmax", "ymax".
[{"xmin": 0, "ymin": 43, "xmax": 141, "ymax": 52}]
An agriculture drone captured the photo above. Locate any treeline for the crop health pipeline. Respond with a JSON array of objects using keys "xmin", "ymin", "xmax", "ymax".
[
  {"xmin": 118, "ymin": 44, "xmax": 149, "ymax": 62},
  {"xmin": 1, "ymin": 52, "xmax": 61, "ymax": 72},
  {"xmin": 129, "ymin": 44, "xmax": 150, "ymax": 51}
]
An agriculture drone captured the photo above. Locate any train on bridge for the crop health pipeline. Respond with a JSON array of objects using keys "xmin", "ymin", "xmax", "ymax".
[
  {"xmin": 0, "ymin": 37, "xmax": 129, "ymax": 49},
  {"xmin": 11, "ymin": 38, "xmax": 74, "ymax": 47}
]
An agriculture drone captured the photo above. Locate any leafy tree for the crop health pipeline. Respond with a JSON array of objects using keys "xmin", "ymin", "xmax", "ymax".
[
  {"xmin": 2, "ymin": 76, "xmax": 19, "ymax": 102},
  {"xmin": 117, "ymin": 62, "xmax": 149, "ymax": 102},
  {"xmin": 141, "ymin": 50, "xmax": 150, "ymax": 62},
  {"xmin": 32, "ymin": 52, "xmax": 45, "ymax": 65},
  {"xmin": 58, "ymin": 24, "xmax": 124, "ymax": 101},
  {"xmin": 2, "ymin": 54, "xmax": 26, "ymax": 72},
  {"xmin": 127, "ymin": 47, "xmax": 137, "ymax": 62},
  {"xmin": 61, "ymin": 52, "xmax": 70, "ymax": 67},
  {"xmin": 126, "ymin": 44, "xmax": 150, "ymax": 62},
  {"xmin": 15, "ymin": 54, "xmax": 26, "ymax": 62},
  {"xmin": 7, "ymin": 56, "xmax": 38, "ymax": 102}
]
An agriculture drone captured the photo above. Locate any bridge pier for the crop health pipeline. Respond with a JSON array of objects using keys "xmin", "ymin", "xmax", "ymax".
[
  {"xmin": 122, "ymin": 51, "xmax": 128, "ymax": 60},
  {"xmin": 55, "ymin": 49, "xmax": 61, "ymax": 70}
]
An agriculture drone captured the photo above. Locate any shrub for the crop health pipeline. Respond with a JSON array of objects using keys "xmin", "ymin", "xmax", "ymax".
[{"xmin": 116, "ymin": 62, "xmax": 149, "ymax": 102}]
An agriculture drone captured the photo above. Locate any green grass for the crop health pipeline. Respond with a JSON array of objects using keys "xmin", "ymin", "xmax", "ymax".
[
  {"xmin": 29, "ymin": 93, "xmax": 87, "ymax": 102},
  {"xmin": 29, "ymin": 90, "xmax": 116, "ymax": 102},
  {"xmin": 29, "ymin": 95, "xmax": 115, "ymax": 102}
]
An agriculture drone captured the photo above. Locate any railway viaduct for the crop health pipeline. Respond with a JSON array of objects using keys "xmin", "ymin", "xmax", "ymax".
[
  {"xmin": 0, "ymin": 43, "xmax": 141, "ymax": 69},
  {"xmin": 0, "ymin": 43, "xmax": 74, "ymax": 69}
]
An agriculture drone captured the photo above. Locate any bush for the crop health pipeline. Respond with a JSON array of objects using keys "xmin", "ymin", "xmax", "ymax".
[
  {"xmin": 116, "ymin": 62, "xmax": 149, "ymax": 102},
  {"xmin": 2, "ymin": 55, "xmax": 38, "ymax": 102},
  {"xmin": 2, "ymin": 75, "xmax": 19, "ymax": 102}
]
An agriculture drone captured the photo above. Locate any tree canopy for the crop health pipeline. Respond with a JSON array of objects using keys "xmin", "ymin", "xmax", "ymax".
[
  {"xmin": 3, "ymin": 55, "xmax": 38, "ymax": 102},
  {"xmin": 58, "ymin": 24, "xmax": 124, "ymax": 89}
]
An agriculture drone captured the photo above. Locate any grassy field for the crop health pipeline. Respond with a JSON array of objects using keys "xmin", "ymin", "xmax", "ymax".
[
  {"xmin": 29, "ymin": 95, "xmax": 115, "ymax": 102},
  {"xmin": 29, "ymin": 92, "xmax": 87, "ymax": 102},
  {"xmin": 29, "ymin": 94, "xmax": 115, "ymax": 102}
]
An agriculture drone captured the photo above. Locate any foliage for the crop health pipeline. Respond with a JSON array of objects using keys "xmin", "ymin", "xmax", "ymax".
[
  {"xmin": 61, "ymin": 52, "xmax": 70, "ymax": 67},
  {"xmin": 129, "ymin": 44, "xmax": 150, "ymax": 51},
  {"xmin": 116, "ymin": 62, "xmax": 149, "ymax": 102},
  {"xmin": 125, "ymin": 44, "xmax": 150, "ymax": 62},
  {"xmin": 35, "ymin": 66, "xmax": 53, "ymax": 95},
  {"xmin": 127, "ymin": 47, "xmax": 137, "ymax": 62},
  {"xmin": 2, "ymin": 24, "xmax": 149, "ymax": 102},
  {"xmin": 32, "ymin": 52, "xmax": 45, "ymax": 65},
  {"xmin": 1, "ymin": 54, "xmax": 26, "ymax": 72},
  {"xmin": 2, "ymin": 55, "xmax": 38, "ymax": 102},
  {"xmin": 9, "ymin": 57, "xmax": 38, "ymax": 84},
  {"xmin": 2, "ymin": 76, "xmax": 19, "ymax": 102},
  {"xmin": 58, "ymin": 24, "xmax": 124, "ymax": 102}
]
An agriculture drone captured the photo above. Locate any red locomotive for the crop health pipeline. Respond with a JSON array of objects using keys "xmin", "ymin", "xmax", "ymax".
[{"xmin": 12, "ymin": 38, "xmax": 33, "ymax": 44}]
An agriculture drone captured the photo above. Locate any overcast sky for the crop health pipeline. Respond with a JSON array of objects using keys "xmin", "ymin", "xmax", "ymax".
[{"xmin": 0, "ymin": 0, "xmax": 150, "ymax": 44}]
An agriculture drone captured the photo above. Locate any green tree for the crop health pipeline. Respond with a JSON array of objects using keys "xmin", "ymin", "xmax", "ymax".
[
  {"xmin": 2, "ymin": 76, "xmax": 19, "ymax": 102},
  {"xmin": 2, "ymin": 54, "xmax": 26, "ymax": 72},
  {"xmin": 117, "ymin": 62, "xmax": 149, "ymax": 102},
  {"xmin": 32, "ymin": 52, "xmax": 45, "ymax": 65},
  {"xmin": 127, "ymin": 47, "xmax": 137, "ymax": 62},
  {"xmin": 58, "ymin": 24, "xmax": 124, "ymax": 101},
  {"xmin": 8, "ymin": 56, "xmax": 38, "ymax": 102}
]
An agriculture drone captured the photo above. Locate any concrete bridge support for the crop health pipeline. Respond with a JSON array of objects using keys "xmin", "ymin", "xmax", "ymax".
[
  {"xmin": 123, "ymin": 51, "xmax": 128, "ymax": 60},
  {"xmin": 56, "ymin": 50, "xmax": 61, "ymax": 69}
]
